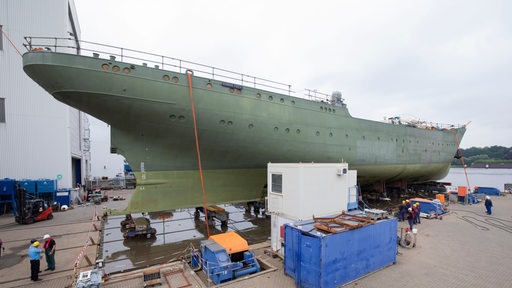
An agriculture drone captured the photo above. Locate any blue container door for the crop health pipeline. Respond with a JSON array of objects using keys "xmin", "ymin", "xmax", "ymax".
[
  {"xmin": 284, "ymin": 225, "xmax": 299, "ymax": 280},
  {"xmin": 299, "ymin": 234, "xmax": 321, "ymax": 288}
]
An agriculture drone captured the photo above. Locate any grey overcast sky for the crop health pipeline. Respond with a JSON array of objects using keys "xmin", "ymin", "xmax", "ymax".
[{"xmin": 75, "ymin": 0, "xmax": 512, "ymax": 149}]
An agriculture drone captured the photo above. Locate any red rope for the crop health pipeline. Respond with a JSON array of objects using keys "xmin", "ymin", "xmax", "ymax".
[
  {"xmin": 186, "ymin": 71, "xmax": 210, "ymax": 238},
  {"xmin": 453, "ymin": 129, "xmax": 471, "ymax": 190}
]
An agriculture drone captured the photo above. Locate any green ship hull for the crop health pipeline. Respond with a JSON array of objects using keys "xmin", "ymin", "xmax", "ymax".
[{"xmin": 23, "ymin": 48, "xmax": 465, "ymax": 213}]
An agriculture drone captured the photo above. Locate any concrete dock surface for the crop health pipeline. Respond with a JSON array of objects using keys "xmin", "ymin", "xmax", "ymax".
[{"xmin": 0, "ymin": 191, "xmax": 511, "ymax": 287}]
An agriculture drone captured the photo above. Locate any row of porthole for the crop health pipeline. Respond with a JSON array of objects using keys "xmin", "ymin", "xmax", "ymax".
[
  {"xmin": 171, "ymin": 115, "xmax": 451, "ymax": 149},
  {"xmin": 162, "ymin": 75, "xmax": 179, "ymax": 83},
  {"xmin": 273, "ymin": 127, "xmax": 334, "ymax": 137},
  {"xmin": 100, "ymin": 65, "xmax": 308, "ymax": 113},
  {"xmin": 220, "ymin": 120, "xmax": 336, "ymax": 137},
  {"xmin": 100, "ymin": 64, "xmax": 345, "ymax": 119},
  {"xmin": 102, "ymin": 63, "xmax": 132, "ymax": 74},
  {"xmin": 363, "ymin": 135, "xmax": 452, "ymax": 147},
  {"xmin": 256, "ymin": 93, "xmax": 298, "ymax": 106},
  {"xmin": 320, "ymin": 106, "xmax": 336, "ymax": 113},
  {"xmin": 169, "ymin": 114, "xmax": 185, "ymax": 121},
  {"xmin": 101, "ymin": 63, "xmax": 183, "ymax": 84}
]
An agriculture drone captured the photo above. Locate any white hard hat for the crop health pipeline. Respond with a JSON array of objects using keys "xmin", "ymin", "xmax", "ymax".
[{"xmin": 43, "ymin": 234, "xmax": 50, "ymax": 239}]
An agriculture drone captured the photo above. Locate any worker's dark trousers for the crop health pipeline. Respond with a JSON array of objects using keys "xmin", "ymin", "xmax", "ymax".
[
  {"xmin": 30, "ymin": 259, "xmax": 40, "ymax": 280},
  {"xmin": 45, "ymin": 250, "xmax": 55, "ymax": 270}
]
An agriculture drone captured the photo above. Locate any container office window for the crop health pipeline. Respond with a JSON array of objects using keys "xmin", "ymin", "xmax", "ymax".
[
  {"xmin": 271, "ymin": 174, "xmax": 282, "ymax": 193},
  {"xmin": 0, "ymin": 98, "xmax": 5, "ymax": 123}
]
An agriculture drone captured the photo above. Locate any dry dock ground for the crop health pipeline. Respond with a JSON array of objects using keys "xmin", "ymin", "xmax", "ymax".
[{"xmin": 1, "ymin": 191, "xmax": 512, "ymax": 288}]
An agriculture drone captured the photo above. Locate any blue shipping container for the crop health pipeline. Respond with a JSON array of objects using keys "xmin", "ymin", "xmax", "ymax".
[
  {"xmin": 37, "ymin": 179, "xmax": 57, "ymax": 193},
  {"xmin": 0, "ymin": 178, "xmax": 16, "ymax": 195},
  {"xmin": 19, "ymin": 179, "xmax": 37, "ymax": 193},
  {"xmin": 284, "ymin": 216, "xmax": 397, "ymax": 288},
  {"xmin": 474, "ymin": 187, "xmax": 500, "ymax": 196}
]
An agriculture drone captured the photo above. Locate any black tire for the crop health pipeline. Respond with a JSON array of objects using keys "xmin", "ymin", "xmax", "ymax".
[{"xmin": 47, "ymin": 214, "xmax": 53, "ymax": 220}]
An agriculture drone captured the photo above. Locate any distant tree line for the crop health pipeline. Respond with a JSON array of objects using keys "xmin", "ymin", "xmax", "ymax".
[{"xmin": 451, "ymin": 145, "xmax": 512, "ymax": 166}]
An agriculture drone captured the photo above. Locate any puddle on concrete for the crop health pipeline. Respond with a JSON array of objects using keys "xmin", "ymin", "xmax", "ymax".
[{"xmin": 101, "ymin": 203, "xmax": 270, "ymax": 275}]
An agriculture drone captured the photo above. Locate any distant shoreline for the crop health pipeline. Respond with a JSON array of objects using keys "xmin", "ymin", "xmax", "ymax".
[{"xmin": 452, "ymin": 163, "xmax": 512, "ymax": 169}]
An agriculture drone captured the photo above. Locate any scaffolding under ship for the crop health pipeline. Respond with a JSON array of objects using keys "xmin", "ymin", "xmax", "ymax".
[{"xmin": 22, "ymin": 38, "xmax": 466, "ymax": 212}]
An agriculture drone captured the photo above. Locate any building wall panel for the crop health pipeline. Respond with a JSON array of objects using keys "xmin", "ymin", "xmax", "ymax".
[{"xmin": 0, "ymin": 0, "xmax": 87, "ymax": 188}]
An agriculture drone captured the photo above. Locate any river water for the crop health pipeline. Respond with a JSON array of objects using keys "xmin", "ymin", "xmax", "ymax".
[{"xmin": 440, "ymin": 168, "xmax": 512, "ymax": 191}]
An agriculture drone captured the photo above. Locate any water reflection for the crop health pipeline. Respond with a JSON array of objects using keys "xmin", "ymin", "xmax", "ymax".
[{"xmin": 101, "ymin": 203, "xmax": 270, "ymax": 274}]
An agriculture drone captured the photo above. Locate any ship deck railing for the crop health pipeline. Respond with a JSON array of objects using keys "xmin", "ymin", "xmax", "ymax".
[{"xmin": 23, "ymin": 36, "xmax": 341, "ymax": 105}]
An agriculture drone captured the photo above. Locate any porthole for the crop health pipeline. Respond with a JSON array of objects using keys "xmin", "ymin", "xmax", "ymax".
[
  {"xmin": 280, "ymin": 98, "xmax": 284, "ymax": 103},
  {"xmin": 169, "ymin": 115, "xmax": 176, "ymax": 120},
  {"xmin": 329, "ymin": 132, "xmax": 333, "ymax": 137},
  {"xmin": 316, "ymin": 131, "xmax": 320, "ymax": 136},
  {"xmin": 296, "ymin": 129, "xmax": 301, "ymax": 134},
  {"xmin": 206, "ymin": 83, "xmax": 212, "ymax": 89},
  {"xmin": 229, "ymin": 88, "xmax": 234, "ymax": 93},
  {"xmin": 274, "ymin": 127, "xmax": 279, "ymax": 132},
  {"xmin": 285, "ymin": 128, "xmax": 290, "ymax": 133},
  {"xmin": 346, "ymin": 134, "xmax": 349, "ymax": 139},
  {"xmin": 328, "ymin": 108, "xmax": 332, "ymax": 112},
  {"xmin": 362, "ymin": 135, "xmax": 366, "ymax": 140},
  {"xmin": 256, "ymin": 93, "xmax": 262, "ymax": 99},
  {"xmin": 112, "ymin": 65, "xmax": 120, "ymax": 72},
  {"xmin": 219, "ymin": 120, "xmax": 226, "ymax": 125},
  {"xmin": 320, "ymin": 107, "xmax": 324, "ymax": 111},
  {"xmin": 123, "ymin": 67, "xmax": 131, "ymax": 74},
  {"xmin": 268, "ymin": 95, "xmax": 273, "ymax": 101},
  {"xmin": 172, "ymin": 76, "xmax": 179, "ymax": 83},
  {"xmin": 101, "ymin": 64, "xmax": 110, "ymax": 71},
  {"xmin": 227, "ymin": 121, "xmax": 233, "ymax": 126},
  {"xmin": 291, "ymin": 100, "xmax": 295, "ymax": 105},
  {"xmin": 235, "ymin": 89, "xmax": 241, "ymax": 95},
  {"xmin": 178, "ymin": 115, "xmax": 185, "ymax": 121},
  {"xmin": 163, "ymin": 74, "xmax": 170, "ymax": 81},
  {"xmin": 248, "ymin": 124, "xmax": 254, "ymax": 129},
  {"xmin": 333, "ymin": 109, "xmax": 336, "ymax": 113}
]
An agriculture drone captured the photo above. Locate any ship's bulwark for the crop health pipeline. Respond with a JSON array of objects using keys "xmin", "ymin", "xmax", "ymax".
[{"xmin": 22, "ymin": 51, "xmax": 466, "ymax": 213}]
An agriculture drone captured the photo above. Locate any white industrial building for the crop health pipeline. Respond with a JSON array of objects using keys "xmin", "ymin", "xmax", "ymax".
[{"xmin": 0, "ymin": 0, "xmax": 90, "ymax": 188}]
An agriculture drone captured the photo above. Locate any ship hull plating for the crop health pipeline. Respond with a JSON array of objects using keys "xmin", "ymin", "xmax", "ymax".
[{"xmin": 23, "ymin": 52, "xmax": 465, "ymax": 212}]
